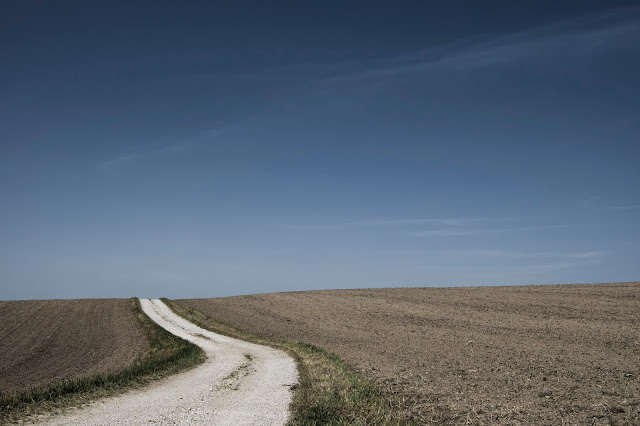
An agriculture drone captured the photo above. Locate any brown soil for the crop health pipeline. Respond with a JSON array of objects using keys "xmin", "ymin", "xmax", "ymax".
[
  {"xmin": 181, "ymin": 282, "xmax": 640, "ymax": 424},
  {"xmin": 0, "ymin": 299, "xmax": 149, "ymax": 394}
]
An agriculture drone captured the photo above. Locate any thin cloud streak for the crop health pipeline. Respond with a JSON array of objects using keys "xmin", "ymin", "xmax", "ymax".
[
  {"xmin": 348, "ymin": 218, "xmax": 479, "ymax": 227},
  {"xmin": 378, "ymin": 248, "xmax": 604, "ymax": 260},
  {"xmin": 95, "ymin": 142, "xmax": 196, "ymax": 171},
  {"xmin": 288, "ymin": 219, "xmax": 568, "ymax": 236},
  {"xmin": 325, "ymin": 8, "xmax": 640, "ymax": 84},
  {"xmin": 409, "ymin": 229, "xmax": 474, "ymax": 237},
  {"xmin": 509, "ymin": 260, "xmax": 596, "ymax": 275},
  {"xmin": 409, "ymin": 224, "xmax": 569, "ymax": 237},
  {"xmin": 459, "ymin": 249, "xmax": 603, "ymax": 259},
  {"xmin": 174, "ymin": 9, "xmax": 640, "ymax": 89},
  {"xmin": 96, "ymin": 153, "xmax": 141, "ymax": 170},
  {"xmin": 287, "ymin": 217, "xmax": 482, "ymax": 232}
]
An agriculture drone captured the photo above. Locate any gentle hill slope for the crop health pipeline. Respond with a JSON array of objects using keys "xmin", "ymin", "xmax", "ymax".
[
  {"xmin": 181, "ymin": 282, "xmax": 640, "ymax": 424},
  {"xmin": 0, "ymin": 299, "xmax": 148, "ymax": 394}
]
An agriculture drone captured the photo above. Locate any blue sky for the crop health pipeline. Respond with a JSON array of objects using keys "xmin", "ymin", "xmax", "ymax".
[{"xmin": 1, "ymin": 1, "xmax": 639, "ymax": 300}]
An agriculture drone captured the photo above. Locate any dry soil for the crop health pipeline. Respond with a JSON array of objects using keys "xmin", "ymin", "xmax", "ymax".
[
  {"xmin": 0, "ymin": 299, "xmax": 148, "ymax": 394},
  {"xmin": 181, "ymin": 282, "xmax": 640, "ymax": 424},
  {"xmin": 37, "ymin": 299, "xmax": 297, "ymax": 425}
]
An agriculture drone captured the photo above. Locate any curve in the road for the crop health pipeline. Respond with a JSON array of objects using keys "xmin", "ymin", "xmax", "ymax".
[{"xmin": 37, "ymin": 298, "xmax": 298, "ymax": 425}]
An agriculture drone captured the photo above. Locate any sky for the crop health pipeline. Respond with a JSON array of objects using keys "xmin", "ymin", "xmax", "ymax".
[{"xmin": 1, "ymin": 1, "xmax": 639, "ymax": 300}]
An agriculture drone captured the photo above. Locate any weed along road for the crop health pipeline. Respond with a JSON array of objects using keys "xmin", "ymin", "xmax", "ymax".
[{"xmin": 37, "ymin": 299, "xmax": 298, "ymax": 425}]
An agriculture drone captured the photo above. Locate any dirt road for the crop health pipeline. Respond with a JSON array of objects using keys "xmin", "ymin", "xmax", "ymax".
[
  {"xmin": 182, "ymin": 283, "xmax": 640, "ymax": 424},
  {"xmin": 37, "ymin": 299, "xmax": 297, "ymax": 425}
]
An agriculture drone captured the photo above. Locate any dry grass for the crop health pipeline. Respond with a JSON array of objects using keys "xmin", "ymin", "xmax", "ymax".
[
  {"xmin": 180, "ymin": 282, "xmax": 640, "ymax": 424},
  {"xmin": 162, "ymin": 298, "xmax": 408, "ymax": 425},
  {"xmin": 0, "ymin": 298, "xmax": 204, "ymax": 424},
  {"xmin": 0, "ymin": 298, "xmax": 148, "ymax": 394}
]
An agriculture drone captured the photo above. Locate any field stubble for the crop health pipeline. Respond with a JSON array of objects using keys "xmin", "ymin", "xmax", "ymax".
[{"xmin": 181, "ymin": 282, "xmax": 640, "ymax": 424}]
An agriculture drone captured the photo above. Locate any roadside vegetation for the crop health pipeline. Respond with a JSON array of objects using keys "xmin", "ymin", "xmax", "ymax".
[
  {"xmin": 162, "ymin": 298, "xmax": 408, "ymax": 425},
  {"xmin": 0, "ymin": 298, "xmax": 204, "ymax": 424},
  {"xmin": 180, "ymin": 284, "xmax": 640, "ymax": 424}
]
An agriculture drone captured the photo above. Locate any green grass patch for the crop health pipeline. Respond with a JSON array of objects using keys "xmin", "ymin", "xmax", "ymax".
[
  {"xmin": 162, "ymin": 298, "xmax": 410, "ymax": 425},
  {"xmin": 0, "ymin": 298, "xmax": 204, "ymax": 424}
]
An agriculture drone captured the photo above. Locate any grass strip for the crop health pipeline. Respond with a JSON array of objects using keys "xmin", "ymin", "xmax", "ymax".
[
  {"xmin": 0, "ymin": 298, "xmax": 204, "ymax": 424},
  {"xmin": 162, "ymin": 298, "xmax": 410, "ymax": 425}
]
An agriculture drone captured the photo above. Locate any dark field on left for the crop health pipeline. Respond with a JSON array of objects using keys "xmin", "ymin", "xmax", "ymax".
[{"xmin": 0, "ymin": 299, "xmax": 148, "ymax": 394}]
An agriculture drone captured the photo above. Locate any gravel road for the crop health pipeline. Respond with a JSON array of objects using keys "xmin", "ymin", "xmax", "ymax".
[
  {"xmin": 182, "ymin": 283, "xmax": 640, "ymax": 424},
  {"xmin": 36, "ymin": 298, "xmax": 298, "ymax": 425}
]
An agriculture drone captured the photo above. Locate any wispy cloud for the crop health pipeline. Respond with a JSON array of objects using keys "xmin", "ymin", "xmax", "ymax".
[
  {"xmin": 96, "ymin": 141, "xmax": 197, "ymax": 171},
  {"xmin": 174, "ymin": 8, "xmax": 640, "ymax": 92},
  {"xmin": 96, "ymin": 153, "xmax": 141, "ymax": 170},
  {"xmin": 370, "ymin": 248, "xmax": 603, "ymax": 283},
  {"xmin": 409, "ymin": 229, "xmax": 474, "ymax": 237},
  {"xmin": 409, "ymin": 224, "xmax": 569, "ymax": 238},
  {"xmin": 347, "ymin": 218, "xmax": 478, "ymax": 227},
  {"xmin": 95, "ymin": 123, "xmax": 244, "ymax": 172},
  {"xmin": 325, "ymin": 8, "xmax": 640, "ymax": 83},
  {"xmin": 287, "ymin": 217, "xmax": 481, "ymax": 232},
  {"xmin": 461, "ymin": 249, "xmax": 603, "ymax": 260},
  {"xmin": 381, "ymin": 248, "xmax": 603, "ymax": 260},
  {"xmin": 510, "ymin": 260, "xmax": 595, "ymax": 275},
  {"xmin": 289, "ymin": 218, "xmax": 570, "ymax": 238},
  {"xmin": 565, "ymin": 251, "xmax": 603, "ymax": 259}
]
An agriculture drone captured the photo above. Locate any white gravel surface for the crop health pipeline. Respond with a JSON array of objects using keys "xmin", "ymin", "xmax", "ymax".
[{"xmin": 35, "ymin": 298, "xmax": 298, "ymax": 425}]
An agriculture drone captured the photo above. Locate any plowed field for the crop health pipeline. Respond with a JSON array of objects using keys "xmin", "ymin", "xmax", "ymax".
[
  {"xmin": 181, "ymin": 282, "xmax": 640, "ymax": 424},
  {"xmin": 0, "ymin": 299, "xmax": 148, "ymax": 394}
]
